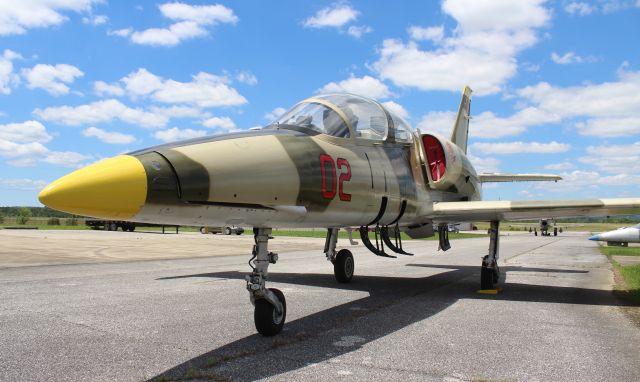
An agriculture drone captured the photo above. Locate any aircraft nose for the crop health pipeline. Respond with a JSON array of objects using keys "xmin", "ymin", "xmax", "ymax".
[
  {"xmin": 38, "ymin": 155, "xmax": 147, "ymax": 219},
  {"xmin": 589, "ymin": 234, "xmax": 600, "ymax": 241}
]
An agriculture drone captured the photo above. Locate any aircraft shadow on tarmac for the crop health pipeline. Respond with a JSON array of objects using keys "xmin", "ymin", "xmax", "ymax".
[{"xmin": 151, "ymin": 264, "xmax": 631, "ymax": 381}]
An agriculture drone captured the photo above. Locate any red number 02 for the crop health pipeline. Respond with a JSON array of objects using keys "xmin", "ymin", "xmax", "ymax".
[{"xmin": 319, "ymin": 154, "xmax": 351, "ymax": 202}]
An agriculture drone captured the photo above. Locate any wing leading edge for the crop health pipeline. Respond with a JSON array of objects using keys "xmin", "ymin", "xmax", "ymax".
[{"xmin": 428, "ymin": 198, "xmax": 640, "ymax": 222}]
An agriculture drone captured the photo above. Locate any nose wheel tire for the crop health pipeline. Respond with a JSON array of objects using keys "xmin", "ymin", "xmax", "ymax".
[
  {"xmin": 333, "ymin": 249, "xmax": 354, "ymax": 283},
  {"xmin": 254, "ymin": 288, "xmax": 286, "ymax": 336}
]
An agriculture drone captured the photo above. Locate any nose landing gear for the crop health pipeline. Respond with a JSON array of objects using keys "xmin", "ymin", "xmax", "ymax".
[{"xmin": 246, "ymin": 228, "xmax": 286, "ymax": 336}]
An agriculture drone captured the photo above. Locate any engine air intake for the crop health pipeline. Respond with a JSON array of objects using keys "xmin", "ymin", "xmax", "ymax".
[{"xmin": 422, "ymin": 135, "xmax": 447, "ymax": 182}]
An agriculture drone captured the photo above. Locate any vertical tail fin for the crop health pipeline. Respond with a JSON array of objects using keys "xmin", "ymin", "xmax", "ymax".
[{"xmin": 450, "ymin": 86, "xmax": 472, "ymax": 154}]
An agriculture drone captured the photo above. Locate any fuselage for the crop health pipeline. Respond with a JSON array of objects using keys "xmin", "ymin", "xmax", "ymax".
[{"xmin": 38, "ymin": 93, "xmax": 481, "ymax": 229}]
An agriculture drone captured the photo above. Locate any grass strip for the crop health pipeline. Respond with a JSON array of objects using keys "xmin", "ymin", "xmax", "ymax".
[
  {"xmin": 600, "ymin": 246, "xmax": 640, "ymax": 257},
  {"xmin": 599, "ymin": 245, "xmax": 640, "ymax": 305}
]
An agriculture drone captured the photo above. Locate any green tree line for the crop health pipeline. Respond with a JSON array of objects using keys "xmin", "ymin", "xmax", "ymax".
[{"xmin": 0, "ymin": 207, "xmax": 78, "ymax": 218}]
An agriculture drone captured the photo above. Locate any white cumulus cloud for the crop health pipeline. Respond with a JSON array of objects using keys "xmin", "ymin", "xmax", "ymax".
[
  {"xmin": 0, "ymin": 49, "xmax": 22, "ymax": 95},
  {"xmin": 372, "ymin": 0, "xmax": 550, "ymax": 95},
  {"xmin": 304, "ymin": 3, "xmax": 359, "ymax": 28},
  {"xmin": 121, "ymin": 68, "xmax": 164, "ymax": 97},
  {"xmin": 82, "ymin": 127, "xmax": 136, "ymax": 144},
  {"xmin": 471, "ymin": 141, "xmax": 571, "ymax": 155},
  {"xmin": 0, "ymin": 0, "xmax": 99, "ymax": 36},
  {"xmin": 153, "ymin": 127, "xmax": 207, "ymax": 142},
  {"xmin": 117, "ymin": 68, "xmax": 246, "ymax": 108},
  {"xmin": 202, "ymin": 116, "xmax": 236, "ymax": 130},
  {"xmin": 408, "ymin": 25, "xmax": 444, "ymax": 42},
  {"xmin": 264, "ymin": 107, "xmax": 287, "ymax": 122},
  {"xmin": 550, "ymin": 51, "xmax": 594, "ymax": 65},
  {"xmin": 564, "ymin": 2, "xmax": 594, "ymax": 15},
  {"xmin": 0, "ymin": 120, "xmax": 88, "ymax": 168},
  {"xmin": 236, "ymin": 71, "xmax": 257, "ymax": 85},
  {"xmin": 34, "ymin": 99, "xmax": 169, "ymax": 128},
  {"xmin": 21, "ymin": 64, "xmax": 84, "ymax": 96},
  {"xmin": 347, "ymin": 25, "xmax": 372, "ymax": 38},
  {"xmin": 419, "ymin": 65, "xmax": 640, "ymax": 139},
  {"xmin": 82, "ymin": 14, "xmax": 108, "ymax": 25},
  {"xmin": 319, "ymin": 75, "xmax": 390, "ymax": 99},
  {"xmin": 579, "ymin": 141, "xmax": 640, "ymax": 174},
  {"xmin": 94, "ymin": 80, "xmax": 124, "ymax": 96},
  {"xmin": 0, "ymin": 120, "xmax": 52, "ymax": 144},
  {"xmin": 152, "ymin": 72, "xmax": 247, "ymax": 108},
  {"xmin": 381, "ymin": 101, "xmax": 409, "ymax": 120},
  {"xmin": 544, "ymin": 162, "xmax": 575, "ymax": 171},
  {"xmin": 118, "ymin": 2, "xmax": 238, "ymax": 47},
  {"xmin": 0, "ymin": 178, "xmax": 48, "ymax": 190},
  {"xmin": 303, "ymin": 3, "xmax": 370, "ymax": 38},
  {"xmin": 42, "ymin": 151, "xmax": 90, "ymax": 167}
]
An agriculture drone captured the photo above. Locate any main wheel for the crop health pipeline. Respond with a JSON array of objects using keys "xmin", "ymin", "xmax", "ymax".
[
  {"xmin": 553, "ymin": 227, "xmax": 558, "ymax": 236},
  {"xmin": 480, "ymin": 266, "xmax": 495, "ymax": 289},
  {"xmin": 254, "ymin": 288, "xmax": 286, "ymax": 336},
  {"xmin": 225, "ymin": 227, "xmax": 232, "ymax": 235},
  {"xmin": 109, "ymin": 222, "xmax": 117, "ymax": 231},
  {"xmin": 333, "ymin": 249, "xmax": 354, "ymax": 283}
]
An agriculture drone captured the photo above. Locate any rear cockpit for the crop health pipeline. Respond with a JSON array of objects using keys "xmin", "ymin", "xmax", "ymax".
[{"xmin": 267, "ymin": 93, "xmax": 414, "ymax": 144}]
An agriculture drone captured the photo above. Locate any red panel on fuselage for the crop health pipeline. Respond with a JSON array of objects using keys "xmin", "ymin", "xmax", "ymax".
[{"xmin": 422, "ymin": 135, "xmax": 447, "ymax": 182}]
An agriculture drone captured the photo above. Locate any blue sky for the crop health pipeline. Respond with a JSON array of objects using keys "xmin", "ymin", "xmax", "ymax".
[{"xmin": 0, "ymin": 0, "xmax": 639, "ymax": 206}]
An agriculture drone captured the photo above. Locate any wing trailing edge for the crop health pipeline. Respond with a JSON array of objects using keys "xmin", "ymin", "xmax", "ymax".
[{"xmin": 478, "ymin": 173, "xmax": 562, "ymax": 183}]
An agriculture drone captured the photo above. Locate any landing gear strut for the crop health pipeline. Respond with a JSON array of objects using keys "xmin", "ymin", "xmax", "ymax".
[
  {"xmin": 246, "ymin": 228, "xmax": 286, "ymax": 336},
  {"xmin": 481, "ymin": 220, "xmax": 501, "ymax": 289},
  {"xmin": 325, "ymin": 228, "xmax": 354, "ymax": 283}
]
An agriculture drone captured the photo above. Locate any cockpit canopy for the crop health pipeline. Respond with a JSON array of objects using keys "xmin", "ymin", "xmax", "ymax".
[{"xmin": 269, "ymin": 94, "xmax": 413, "ymax": 143}]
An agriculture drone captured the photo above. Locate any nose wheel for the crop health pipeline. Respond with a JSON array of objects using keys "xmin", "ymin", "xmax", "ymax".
[{"xmin": 254, "ymin": 288, "xmax": 286, "ymax": 336}]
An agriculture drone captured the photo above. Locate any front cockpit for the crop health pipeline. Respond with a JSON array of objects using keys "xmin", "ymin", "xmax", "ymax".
[{"xmin": 267, "ymin": 93, "xmax": 414, "ymax": 143}]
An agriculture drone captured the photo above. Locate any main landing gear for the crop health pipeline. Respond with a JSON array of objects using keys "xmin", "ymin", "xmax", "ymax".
[
  {"xmin": 246, "ymin": 228, "xmax": 286, "ymax": 336},
  {"xmin": 481, "ymin": 220, "xmax": 501, "ymax": 289},
  {"xmin": 325, "ymin": 228, "xmax": 354, "ymax": 283}
]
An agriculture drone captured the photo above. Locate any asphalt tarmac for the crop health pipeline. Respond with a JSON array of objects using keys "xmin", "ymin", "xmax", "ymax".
[{"xmin": 0, "ymin": 230, "xmax": 639, "ymax": 381}]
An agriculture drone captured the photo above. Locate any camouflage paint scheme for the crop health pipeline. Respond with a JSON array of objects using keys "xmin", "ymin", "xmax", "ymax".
[{"xmin": 128, "ymin": 121, "xmax": 480, "ymax": 229}]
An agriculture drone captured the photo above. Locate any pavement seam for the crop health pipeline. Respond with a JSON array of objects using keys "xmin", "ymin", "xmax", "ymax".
[{"xmin": 504, "ymin": 237, "xmax": 566, "ymax": 264}]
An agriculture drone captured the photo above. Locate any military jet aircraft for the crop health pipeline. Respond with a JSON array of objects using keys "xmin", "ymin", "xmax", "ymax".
[
  {"xmin": 510, "ymin": 219, "xmax": 584, "ymax": 236},
  {"xmin": 38, "ymin": 87, "xmax": 640, "ymax": 336},
  {"xmin": 589, "ymin": 224, "xmax": 640, "ymax": 247}
]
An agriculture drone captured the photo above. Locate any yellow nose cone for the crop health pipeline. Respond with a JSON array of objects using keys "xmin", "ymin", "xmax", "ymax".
[{"xmin": 38, "ymin": 155, "xmax": 147, "ymax": 220}]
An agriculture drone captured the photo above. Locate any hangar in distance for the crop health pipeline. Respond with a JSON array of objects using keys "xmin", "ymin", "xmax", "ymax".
[{"xmin": 38, "ymin": 87, "xmax": 640, "ymax": 336}]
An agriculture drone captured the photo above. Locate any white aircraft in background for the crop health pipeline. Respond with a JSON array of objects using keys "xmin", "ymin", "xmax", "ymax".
[{"xmin": 589, "ymin": 224, "xmax": 640, "ymax": 247}]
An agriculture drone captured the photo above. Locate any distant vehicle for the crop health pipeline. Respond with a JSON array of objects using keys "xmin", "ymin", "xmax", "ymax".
[
  {"xmin": 200, "ymin": 226, "xmax": 244, "ymax": 235},
  {"xmin": 589, "ymin": 223, "xmax": 640, "ymax": 247},
  {"xmin": 86, "ymin": 219, "xmax": 136, "ymax": 232},
  {"xmin": 85, "ymin": 219, "xmax": 179, "ymax": 233}
]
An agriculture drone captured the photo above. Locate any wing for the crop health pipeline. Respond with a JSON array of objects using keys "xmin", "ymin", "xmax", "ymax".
[
  {"xmin": 428, "ymin": 198, "xmax": 640, "ymax": 222},
  {"xmin": 478, "ymin": 173, "xmax": 561, "ymax": 183}
]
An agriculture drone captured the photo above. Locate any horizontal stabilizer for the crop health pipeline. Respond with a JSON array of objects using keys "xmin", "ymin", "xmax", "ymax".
[
  {"xmin": 428, "ymin": 198, "xmax": 640, "ymax": 222},
  {"xmin": 479, "ymin": 173, "xmax": 561, "ymax": 183}
]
